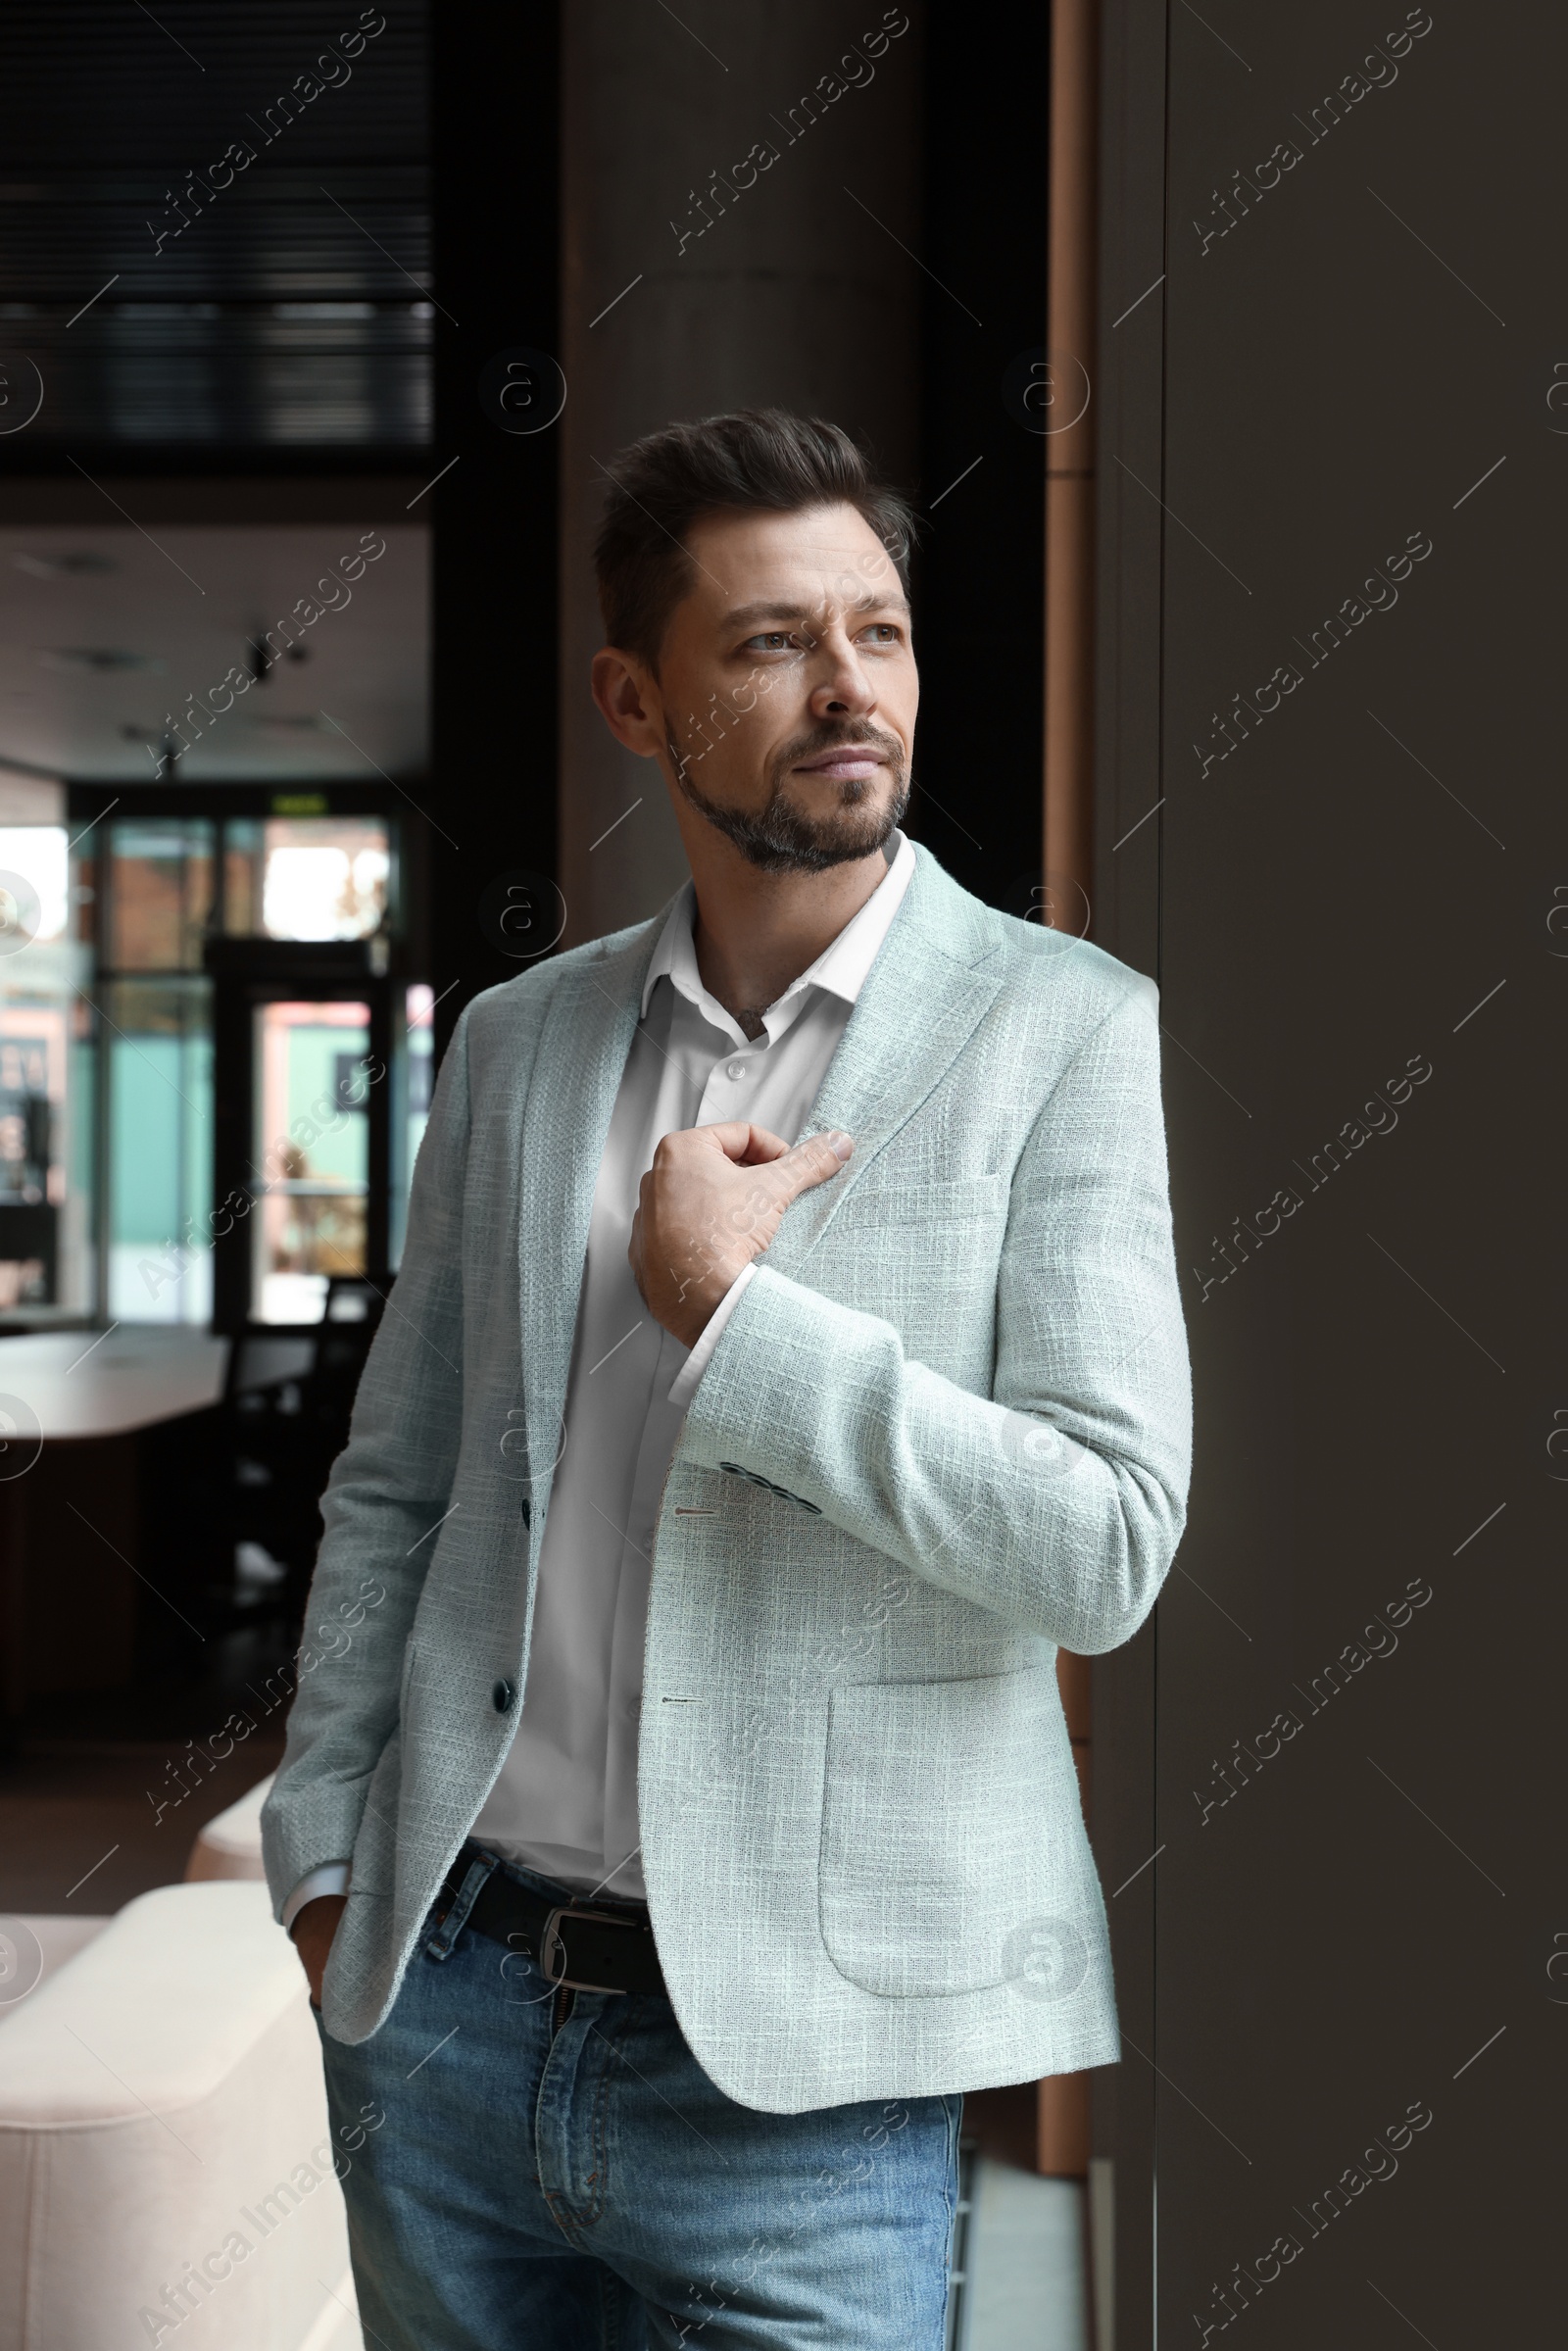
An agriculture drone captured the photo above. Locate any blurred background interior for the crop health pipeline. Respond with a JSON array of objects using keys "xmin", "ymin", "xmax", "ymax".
[{"xmin": 0, "ymin": 6, "xmax": 1094, "ymax": 2347}]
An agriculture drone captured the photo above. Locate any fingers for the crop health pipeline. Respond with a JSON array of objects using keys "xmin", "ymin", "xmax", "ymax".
[
  {"xmin": 643, "ymin": 1120, "xmax": 853, "ymax": 1208},
  {"xmin": 773, "ymin": 1129, "xmax": 855, "ymax": 1200},
  {"xmin": 692, "ymin": 1120, "xmax": 791, "ymax": 1165},
  {"xmin": 653, "ymin": 1121, "xmax": 792, "ymax": 1168},
  {"xmin": 734, "ymin": 1125, "xmax": 793, "ymax": 1166}
]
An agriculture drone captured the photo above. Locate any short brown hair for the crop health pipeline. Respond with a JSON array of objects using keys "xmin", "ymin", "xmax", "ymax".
[{"xmin": 593, "ymin": 407, "xmax": 916, "ymax": 671}]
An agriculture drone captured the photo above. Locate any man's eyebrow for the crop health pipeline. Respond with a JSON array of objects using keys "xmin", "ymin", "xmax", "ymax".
[{"xmin": 720, "ymin": 591, "xmax": 910, "ymax": 631}]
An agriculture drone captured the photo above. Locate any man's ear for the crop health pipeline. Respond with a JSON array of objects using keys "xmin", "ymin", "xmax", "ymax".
[{"xmin": 591, "ymin": 647, "xmax": 663, "ymax": 758}]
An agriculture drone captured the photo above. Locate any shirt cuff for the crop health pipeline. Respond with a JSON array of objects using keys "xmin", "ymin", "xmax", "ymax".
[
  {"xmin": 282, "ymin": 1862, "xmax": 352, "ymax": 1935},
  {"xmin": 667, "ymin": 1263, "xmax": 757, "ymax": 1409}
]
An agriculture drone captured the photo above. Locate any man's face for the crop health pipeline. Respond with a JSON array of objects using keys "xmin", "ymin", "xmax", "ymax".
[{"xmin": 614, "ymin": 501, "xmax": 918, "ymax": 874}]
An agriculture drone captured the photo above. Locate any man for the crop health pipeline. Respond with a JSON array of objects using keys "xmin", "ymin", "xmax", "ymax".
[{"xmin": 262, "ymin": 408, "xmax": 1192, "ymax": 2348}]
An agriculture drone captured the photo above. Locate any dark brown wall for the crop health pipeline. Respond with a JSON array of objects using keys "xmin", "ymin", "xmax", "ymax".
[{"xmin": 1094, "ymin": 3, "xmax": 1563, "ymax": 2342}]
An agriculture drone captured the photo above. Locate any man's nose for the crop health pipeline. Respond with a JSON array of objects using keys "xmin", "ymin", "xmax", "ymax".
[{"xmin": 808, "ymin": 635, "xmax": 876, "ymax": 716}]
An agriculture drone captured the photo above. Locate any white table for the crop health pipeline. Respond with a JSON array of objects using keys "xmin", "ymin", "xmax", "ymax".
[{"xmin": 0, "ymin": 1327, "xmax": 228, "ymax": 1443}]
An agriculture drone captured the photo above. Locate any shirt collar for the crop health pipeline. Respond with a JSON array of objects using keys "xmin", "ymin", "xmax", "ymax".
[{"xmin": 639, "ymin": 830, "xmax": 916, "ymax": 1036}]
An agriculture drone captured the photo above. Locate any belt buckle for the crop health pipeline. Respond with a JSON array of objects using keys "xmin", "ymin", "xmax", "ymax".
[{"xmin": 540, "ymin": 1903, "xmax": 639, "ymax": 1995}]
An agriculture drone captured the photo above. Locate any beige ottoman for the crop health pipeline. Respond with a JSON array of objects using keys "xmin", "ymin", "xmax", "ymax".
[
  {"xmin": 186, "ymin": 1772, "xmax": 274, "ymax": 1883},
  {"xmin": 4, "ymin": 1913, "xmax": 110, "ymax": 1989},
  {"xmin": 0, "ymin": 1880, "xmax": 360, "ymax": 2351}
]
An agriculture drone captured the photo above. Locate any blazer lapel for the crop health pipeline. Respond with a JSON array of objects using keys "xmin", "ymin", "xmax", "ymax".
[
  {"xmin": 762, "ymin": 850, "xmax": 1004, "ymax": 1280},
  {"xmin": 517, "ymin": 917, "xmax": 663, "ymax": 1486}
]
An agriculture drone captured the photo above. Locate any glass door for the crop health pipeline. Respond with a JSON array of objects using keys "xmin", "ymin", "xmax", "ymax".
[
  {"xmin": 208, "ymin": 959, "xmax": 393, "ymax": 1333},
  {"xmin": 251, "ymin": 999, "xmax": 374, "ymax": 1325}
]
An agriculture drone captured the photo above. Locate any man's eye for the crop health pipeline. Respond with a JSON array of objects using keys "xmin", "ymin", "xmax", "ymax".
[
  {"xmin": 744, "ymin": 632, "xmax": 794, "ymax": 653},
  {"xmin": 861, "ymin": 622, "xmax": 901, "ymax": 644}
]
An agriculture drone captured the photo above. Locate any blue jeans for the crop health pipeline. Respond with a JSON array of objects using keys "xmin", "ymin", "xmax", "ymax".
[{"xmin": 316, "ymin": 1848, "xmax": 961, "ymax": 2349}]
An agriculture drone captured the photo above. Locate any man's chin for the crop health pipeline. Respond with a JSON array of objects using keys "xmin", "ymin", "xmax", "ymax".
[{"xmin": 724, "ymin": 777, "xmax": 907, "ymax": 875}]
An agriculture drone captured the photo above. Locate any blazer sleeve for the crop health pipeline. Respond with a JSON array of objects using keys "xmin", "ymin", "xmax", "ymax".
[
  {"xmin": 259, "ymin": 1004, "xmax": 473, "ymax": 1918},
  {"xmin": 676, "ymin": 981, "xmax": 1193, "ymax": 1653}
]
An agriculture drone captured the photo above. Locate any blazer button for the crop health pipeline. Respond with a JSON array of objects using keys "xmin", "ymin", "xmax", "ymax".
[{"xmin": 492, "ymin": 1678, "xmax": 516, "ymax": 1713}]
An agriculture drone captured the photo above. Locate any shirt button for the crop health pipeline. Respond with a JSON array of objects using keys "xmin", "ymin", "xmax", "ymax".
[
  {"xmin": 725, "ymin": 1058, "xmax": 747, "ymax": 1080},
  {"xmin": 492, "ymin": 1678, "xmax": 516, "ymax": 1713}
]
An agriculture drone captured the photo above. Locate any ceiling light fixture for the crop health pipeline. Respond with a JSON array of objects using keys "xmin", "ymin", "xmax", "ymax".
[
  {"xmin": 13, "ymin": 551, "xmax": 120, "ymax": 579},
  {"xmin": 37, "ymin": 648, "xmax": 164, "ymax": 673}
]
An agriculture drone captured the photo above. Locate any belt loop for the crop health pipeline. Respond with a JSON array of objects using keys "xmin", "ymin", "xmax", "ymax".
[{"xmin": 424, "ymin": 1849, "xmax": 494, "ymax": 1961}]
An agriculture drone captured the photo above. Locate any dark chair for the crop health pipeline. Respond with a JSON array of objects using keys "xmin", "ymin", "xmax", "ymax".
[
  {"xmin": 221, "ymin": 1279, "xmax": 388, "ymax": 1630},
  {"xmin": 0, "ymin": 1200, "xmax": 57, "ymax": 1304}
]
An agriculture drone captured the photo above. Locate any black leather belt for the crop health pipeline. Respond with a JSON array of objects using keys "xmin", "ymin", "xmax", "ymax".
[{"xmin": 438, "ymin": 1845, "xmax": 666, "ymax": 1999}]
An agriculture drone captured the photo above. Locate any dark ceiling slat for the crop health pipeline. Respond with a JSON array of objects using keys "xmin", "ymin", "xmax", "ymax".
[
  {"xmin": 0, "ymin": 202, "xmax": 434, "ymax": 302},
  {"xmin": 0, "ymin": 1, "xmax": 429, "ymax": 448},
  {"xmin": 0, "ymin": 6, "xmax": 427, "ymax": 167}
]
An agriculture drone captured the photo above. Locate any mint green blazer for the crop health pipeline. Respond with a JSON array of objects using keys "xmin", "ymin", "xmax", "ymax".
[{"xmin": 262, "ymin": 845, "xmax": 1192, "ymax": 2111}]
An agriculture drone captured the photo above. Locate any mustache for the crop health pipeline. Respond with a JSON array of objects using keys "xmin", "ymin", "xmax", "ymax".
[{"xmin": 772, "ymin": 721, "xmax": 906, "ymax": 772}]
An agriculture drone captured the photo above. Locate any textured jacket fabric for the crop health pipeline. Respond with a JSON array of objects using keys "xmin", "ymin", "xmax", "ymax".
[{"xmin": 260, "ymin": 845, "xmax": 1192, "ymax": 2113}]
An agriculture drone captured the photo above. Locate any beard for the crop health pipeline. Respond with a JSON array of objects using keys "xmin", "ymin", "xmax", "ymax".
[{"xmin": 666, "ymin": 717, "xmax": 910, "ymax": 874}]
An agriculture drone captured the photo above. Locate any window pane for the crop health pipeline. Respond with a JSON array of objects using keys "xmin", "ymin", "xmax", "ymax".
[
  {"xmin": 0, "ymin": 823, "xmax": 91, "ymax": 1317},
  {"xmin": 0, "ymin": 825, "xmax": 69, "ymax": 949},
  {"xmin": 107, "ymin": 820, "xmax": 215, "ymax": 970},
  {"xmin": 105, "ymin": 978, "xmax": 213, "ymax": 1324},
  {"xmin": 223, "ymin": 820, "xmax": 263, "ymax": 937},
  {"xmin": 224, "ymin": 818, "xmax": 390, "ymax": 942},
  {"xmin": 392, "ymin": 981, "xmax": 434, "ymax": 1270}
]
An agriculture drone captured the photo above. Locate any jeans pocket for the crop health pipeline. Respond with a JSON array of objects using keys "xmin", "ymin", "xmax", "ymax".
[{"xmin": 422, "ymin": 1852, "xmax": 495, "ymax": 1961}]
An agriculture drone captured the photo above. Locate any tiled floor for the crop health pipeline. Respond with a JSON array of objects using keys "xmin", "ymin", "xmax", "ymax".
[
  {"xmin": 0, "ymin": 1618, "xmax": 294, "ymax": 1914},
  {"xmin": 956, "ymin": 2159, "xmax": 1091, "ymax": 2351},
  {"xmin": 0, "ymin": 1733, "xmax": 285, "ymax": 1916}
]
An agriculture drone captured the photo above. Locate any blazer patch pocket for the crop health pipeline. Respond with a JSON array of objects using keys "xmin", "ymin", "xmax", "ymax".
[{"xmin": 817, "ymin": 1664, "xmax": 1091, "ymax": 1999}]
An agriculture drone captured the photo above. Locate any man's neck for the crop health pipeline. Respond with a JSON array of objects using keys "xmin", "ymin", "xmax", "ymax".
[{"xmin": 687, "ymin": 838, "xmax": 894, "ymax": 1034}]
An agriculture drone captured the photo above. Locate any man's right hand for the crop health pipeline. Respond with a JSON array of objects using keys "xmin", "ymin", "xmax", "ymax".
[
  {"xmin": 628, "ymin": 1121, "xmax": 854, "ymax": 1347},
  {"xmin": 291, "ymin": 1893, "xmax": 348, "ymax": 2010}
]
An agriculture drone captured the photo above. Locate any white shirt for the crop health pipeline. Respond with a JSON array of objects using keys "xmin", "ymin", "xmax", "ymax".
[{"xmin": 283, "ymin": 833, "xmax": 915, "ymax": 1928}]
